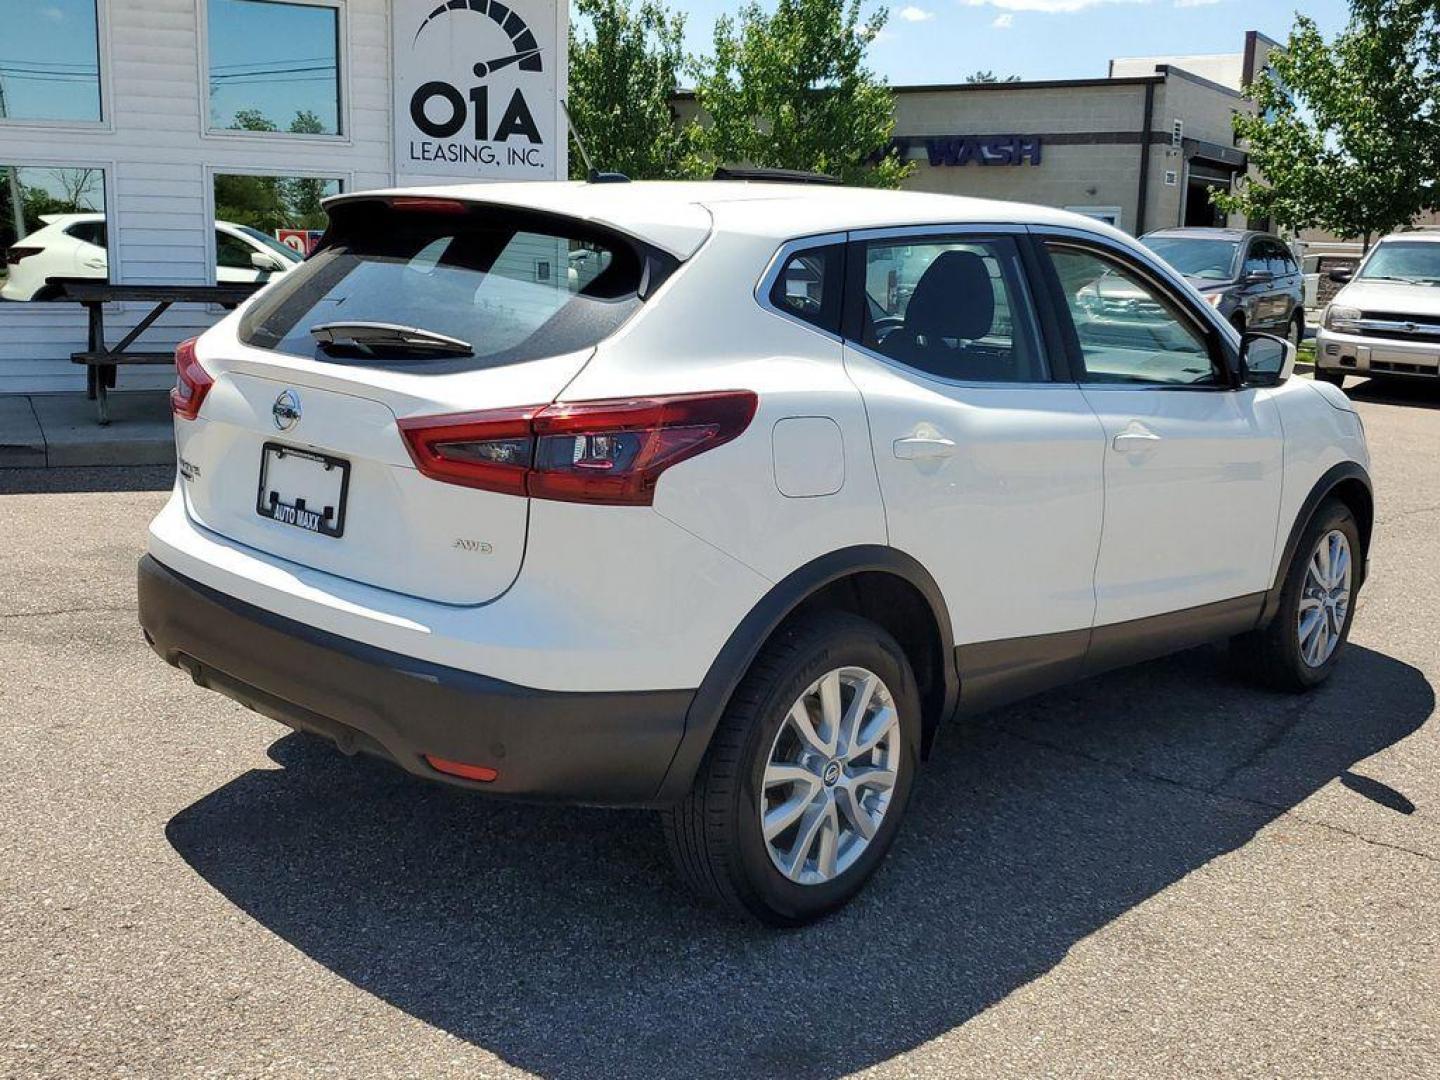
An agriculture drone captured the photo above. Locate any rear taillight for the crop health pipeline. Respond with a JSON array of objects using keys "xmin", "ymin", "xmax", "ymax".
[
  {"xmin": 6, "ymin": 246, "xmax": 41, "ymax": 266},
  {"xmin": 170, "ymin": 337, "xmax": 213, "ymax": 421},
  {"xmin": 398, "ymin": 391, "xmax": 758, "ymax": 506}
]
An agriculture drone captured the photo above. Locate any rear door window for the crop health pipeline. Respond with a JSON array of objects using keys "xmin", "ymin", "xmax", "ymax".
[
  {"xmin": 848, "ymin": 235, "xmax": 1046, "ymax": 383},
  {"xmin": 239, "ymin": 202, "xmax": 670, "ymax": 370}
]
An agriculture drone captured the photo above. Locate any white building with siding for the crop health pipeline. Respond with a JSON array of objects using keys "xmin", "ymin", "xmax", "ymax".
[{"xmin": 0, "ymin": 0, "xmax": 566, "ymax": 395}]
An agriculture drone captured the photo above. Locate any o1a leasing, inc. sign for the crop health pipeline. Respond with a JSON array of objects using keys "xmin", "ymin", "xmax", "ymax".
[
  {"xmin": 392, "ymin": 0, "xmax": 566, "ymax": 181},
  {"xmin": 886, "ymin": 135, "xmax": 1044, "ymax": 167}
]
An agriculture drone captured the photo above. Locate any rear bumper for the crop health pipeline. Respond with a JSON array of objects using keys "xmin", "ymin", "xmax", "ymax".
[{"xmin": 138, "ymin": 555, "xmax": 695, "ymax": 806}]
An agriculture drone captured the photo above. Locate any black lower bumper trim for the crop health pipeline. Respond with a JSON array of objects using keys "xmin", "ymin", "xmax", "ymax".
[{"xmin": 137, "ymin": 555, "xmax": 695, "ymax": 806}]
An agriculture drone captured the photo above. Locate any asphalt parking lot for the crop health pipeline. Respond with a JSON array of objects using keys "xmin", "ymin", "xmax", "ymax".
[{"xmin": 2, "ymin": 378, "xmax": 1437, "ymax": 1079}]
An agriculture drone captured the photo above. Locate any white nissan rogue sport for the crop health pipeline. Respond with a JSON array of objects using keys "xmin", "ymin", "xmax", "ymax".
[{"xmin": 139, "ymin": 180, "xmax": 1373, "ymax": 925}]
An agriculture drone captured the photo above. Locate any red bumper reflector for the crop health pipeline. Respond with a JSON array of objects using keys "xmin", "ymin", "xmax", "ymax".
[{"xmin": 424, "ymin": 754, "xmax": 499, "ymax": 782}]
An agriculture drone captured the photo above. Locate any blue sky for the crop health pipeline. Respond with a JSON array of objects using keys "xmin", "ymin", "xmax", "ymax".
[
  {"xmin": 1, "ymin": 0, "xmax": 1357, "ymax": 128},
  {"xmin": 0, "ymin": 0, "xmax": 101, "ymax": 122},
  {"xmin": 670, "ymin": 0, "xmax": 1353, "ymax": 85}
]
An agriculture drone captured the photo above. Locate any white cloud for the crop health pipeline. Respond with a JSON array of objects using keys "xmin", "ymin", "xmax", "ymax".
[
  {"xmin": 1173, "ymin": 0, "xmax": 1223, "ymax": 6},
  {"xmin": 40, "ymin": 5, "xmax": 66, "ymax": 20},
  {"xmin": 962, "ymin": 0, "xmax": 1149, "ymax": 13},
  {"xmin": 856, "ymin": 25, "xmax": 896, "ymax": 44},
  {"xmin": 993, "ymin": 14, "xmax": 1015, "ymax": 27},
  {"xmin": 899, "ymin": 5, "xmax": 936, "ymax": 20}
]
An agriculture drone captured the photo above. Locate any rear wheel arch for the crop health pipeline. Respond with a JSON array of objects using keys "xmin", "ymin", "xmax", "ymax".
[
  {"xmin": 654, "ymin": 546, "xmax": 958, "ymax": 802},
  {"xmin": 1261, "ymin": 462, "xmax": 1373, "ymax": 626}
]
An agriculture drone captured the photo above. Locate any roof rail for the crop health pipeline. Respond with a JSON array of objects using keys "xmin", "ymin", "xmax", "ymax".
[{"xmin": 712, "ymin": 166, "xmax": 842, "ymax": 186}]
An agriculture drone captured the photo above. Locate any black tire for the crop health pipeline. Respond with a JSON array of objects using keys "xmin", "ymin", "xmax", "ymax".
[
  {"xmin": 662, "ymin": 611, "xmax": 921, "ymax": 926},
  {"xmin": 1288, "ymin": 311, "xmax": 1306, "ymax": 348},
  {"xmin": 1315, "ymin": 368, "xmax": 1346, "ymax": 388},
  {"xmin": 1230, "ymin": 313, "xmax": 1247, "ymax": 335},
  {"xmin": 1232, "ymin": 497, "xmax": 1360, "ymax": 691}
]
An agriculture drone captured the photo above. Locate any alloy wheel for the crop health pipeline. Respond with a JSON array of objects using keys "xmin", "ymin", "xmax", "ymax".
[
  {"xmin": 1298, "ymin": 528, "xmax": 1352, "ymax": 667},
  {"xmin": 760, "ymin": 666, "xmax": 900, "ymax": 885}
]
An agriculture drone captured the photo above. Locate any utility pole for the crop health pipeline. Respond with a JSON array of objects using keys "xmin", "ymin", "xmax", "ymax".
[{"xmin": 0, "ymin": 75, "xmax": 28, "ymax": 242}]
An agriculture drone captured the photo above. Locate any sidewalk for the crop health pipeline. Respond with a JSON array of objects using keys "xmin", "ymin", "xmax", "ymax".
[{"xmin": 0, "ymin": 391, "xmax": 174, "ymax": 469}]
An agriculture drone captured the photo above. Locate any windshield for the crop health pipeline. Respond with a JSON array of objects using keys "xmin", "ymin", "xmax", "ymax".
[
  {"xmin": 239, "ymin": 202, "xmax": 667, "ymax": 370},
  {"xmin": 1141, "ymin": 236, "xmax": 1240, "ymax": 281},
  {"xmin": 236, "ymin": 225, "xmax": 303, "ymax": 263},
  {"xmin": 1358, "ymin": 241, "xmax": 1440, "ymax": 284}
]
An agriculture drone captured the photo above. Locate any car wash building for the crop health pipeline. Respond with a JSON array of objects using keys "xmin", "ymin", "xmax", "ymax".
[
  {"xmin": 887, "ymin": 32, "xmax": 1279, "ymax": 237},
  {"xmin": 0, "ymin": 0, "xmax": 568, "ymax": 395}
]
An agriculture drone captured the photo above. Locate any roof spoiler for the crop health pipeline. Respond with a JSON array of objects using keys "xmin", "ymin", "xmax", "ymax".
[{"xmin": 712, "ymin": 166, "xmax": 842, "ymax": 186}]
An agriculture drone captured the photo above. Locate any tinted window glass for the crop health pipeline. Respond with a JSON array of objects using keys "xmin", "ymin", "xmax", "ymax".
[
  {"xmin": 0, "ymin": 0, "xmax": 102, "ymax": 122},
  {"xmin": 239, "ymin": 205, "xmax": 663, "ymax": 371},
  {"xmin": 769, "ymin": 245, "xmax": 841, "ymax": 334},
  {"xmin": 1048, "ymin": 244, "xmax": 1216, "ymax": 386},
  {"xmin": 67, "ymin": 220, "xmax": 106, "ymax": 248},
  {"xmin": 856, "ymin": 236, "xmax": 1045, "ymax": 382},
  {"xmin": 1140, "ymin": 236, "xmax": 1238, "ymax": 281},
  {"xmin": 216, "ymin": 230, "xmax": 257, "ymax": 269},
  {"xmin": 208, "ymin": 0, "xmax": 341, "ymax": 135},
  {"xmin": 1243, "ymin": 242, "xmax": 1269, "ymax": 278}
]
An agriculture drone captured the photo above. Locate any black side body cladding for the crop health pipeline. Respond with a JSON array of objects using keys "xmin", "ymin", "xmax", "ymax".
[
  {"xmin": 653, "ymin": 546, "xmax": 959, "ymax": 802},
  {"xmin": 954, "ymin": 461, "xmax": 1373, "ymax": 715},
  {"xmin": 1260, "ymin": 460, "xmax": 1372, "ymax": 623}
]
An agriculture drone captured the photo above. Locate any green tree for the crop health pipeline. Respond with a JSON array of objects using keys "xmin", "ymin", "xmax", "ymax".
[
  {"xmin": 690, "ymin": 0, "xmax": 910, "ymax": 187},
  {"xmin": 281, "ymin": 110, "xmax": 332, "ymax": 228},
  {"xmin": 567, "ymin": 0, "xmax": 695, "ymax": 179},
  {"xmin": 964, "ymin": 70, "xmax": 1021, "ymax": 83},
  {"xmin": 214, "ymin": 109, "xmax": 330, "ymax": 231},
  {"xmin": 1215, "ymin": 0, "xmax": 1440, "ymax": 247}
]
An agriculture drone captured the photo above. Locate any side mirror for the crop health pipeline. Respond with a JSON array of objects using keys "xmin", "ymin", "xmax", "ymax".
[
  {"xmin": 251, "ymin": 251, "xmax": 284, "ymax": 272},
  {"xmin": 1239, "ymin": 331, "xmax": 1294, "ymax": 388},
  {"xmin": 1327, "ymin": 267, "xmax": 1354, "ymax": 285}
]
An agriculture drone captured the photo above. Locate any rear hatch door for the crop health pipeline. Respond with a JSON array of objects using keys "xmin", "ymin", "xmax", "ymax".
[{"xmin": 178, "ymin": 196, "xmax": 676, "ymax": 605}]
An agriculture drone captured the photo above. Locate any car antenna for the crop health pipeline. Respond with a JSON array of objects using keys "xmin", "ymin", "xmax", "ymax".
[{"xmin": 560, "ymin": 99, "xmax": 630, "ymax": 184}]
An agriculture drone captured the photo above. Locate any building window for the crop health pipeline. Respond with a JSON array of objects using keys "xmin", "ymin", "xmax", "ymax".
[
  {"xmin": 1, "ymin": 165, "xmax": 108, "ymax": 302},
  {"xmin": 1064, "ymin": 206, "xmax": 1124, "ymax": 230},
  {"xmin": 207, "ymin": 0, "xmax": 342, "ymax": 136},
  {"xmin": 213, "ymin": 172, "xmax": 341, "ymax": 280},
  {"xmin": 0, "ymin": 0, "xmax": 103, "ymax": 124}
]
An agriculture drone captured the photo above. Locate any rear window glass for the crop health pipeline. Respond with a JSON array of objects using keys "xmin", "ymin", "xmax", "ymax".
[{"xmin": 238, "ymin": 203, "xmax": 666, "ymax": 369}]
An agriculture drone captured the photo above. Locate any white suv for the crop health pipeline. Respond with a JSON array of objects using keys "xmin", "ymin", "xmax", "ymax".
[
  {"xmin": 1315, "ymin": 230, "xmax": 1440, "ymax": 385},
  {"xmin": 139, "ymin": 181, "xmax": 1373, "ymax": 925}
]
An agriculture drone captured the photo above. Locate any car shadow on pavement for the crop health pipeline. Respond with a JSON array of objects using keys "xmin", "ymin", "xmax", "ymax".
[
  {"xmin": 166, "ymin": 643, "xmax": 1431, "ymax": 1080},
  {"xmin": 1343, "ymin": 378, "xmax": 1440, "ymax": 411}
]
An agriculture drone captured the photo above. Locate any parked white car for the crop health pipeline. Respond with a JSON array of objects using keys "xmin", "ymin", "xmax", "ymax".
[
  {"xmin": 1, "ymin": 213, "xmax": 300, "ymax": 302},
  {"xmin": 139, "ymin": 180, "xmax": 1373, "ymax": 925},
  {"xmin": 1315, "ymin": 230, "xmax": 1440, "ymax": 386}
]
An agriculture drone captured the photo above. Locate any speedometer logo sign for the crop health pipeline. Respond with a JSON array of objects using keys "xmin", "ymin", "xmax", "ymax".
[{"xmin": 405, "ymin": 0, "xmax": 546, "ymax": 166}]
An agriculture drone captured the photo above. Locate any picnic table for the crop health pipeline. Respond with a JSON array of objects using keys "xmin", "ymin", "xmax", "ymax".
[{"xmin": 57, "ymin": 282, "xmax": 264, "ymax": 424}]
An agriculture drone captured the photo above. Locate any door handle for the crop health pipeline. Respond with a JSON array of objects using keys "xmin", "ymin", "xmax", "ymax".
[
  {"xmin": 893, "ymin": 435, "xmax": 958, "ymax": 461},
  {"xmin": 1112, "ymin": 427, "xmax": 1162, "ymax": 451}
]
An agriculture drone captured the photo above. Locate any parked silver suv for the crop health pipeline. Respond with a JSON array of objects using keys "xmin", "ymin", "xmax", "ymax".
[{"xmin": 1316, "ymin": 230, "xmax": 1440, "ymax": 387}]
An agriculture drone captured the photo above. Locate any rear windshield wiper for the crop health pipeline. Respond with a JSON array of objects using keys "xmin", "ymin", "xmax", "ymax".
[{"xmin": 310, "ymin": 321, "xmax": 473, "ymax": 357}]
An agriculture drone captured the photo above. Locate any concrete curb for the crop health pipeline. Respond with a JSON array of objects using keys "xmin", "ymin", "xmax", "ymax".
[{"xmin": 0, "ymin": 391, "xmax": 174, "ymax": 469}]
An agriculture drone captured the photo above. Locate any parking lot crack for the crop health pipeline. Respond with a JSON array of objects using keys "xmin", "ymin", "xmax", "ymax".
[
  {"xmin": 994, "ymin": 726, "xmax": 1439, "ymax": 866},
  {"xmin": 0, "ymin": 605, "xmax": 134, "ymax": 620}
]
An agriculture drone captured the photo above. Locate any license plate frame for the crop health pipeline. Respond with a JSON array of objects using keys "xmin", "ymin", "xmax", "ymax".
[{"xmin": 255, "ymin": 442, "xmax": 350, "ymax": 539}]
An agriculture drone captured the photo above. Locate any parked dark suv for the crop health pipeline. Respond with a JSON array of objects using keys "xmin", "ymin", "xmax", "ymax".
[{"xmin": 1142, "ymin": 228, "xmax": 1306, "ymax": 345}]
